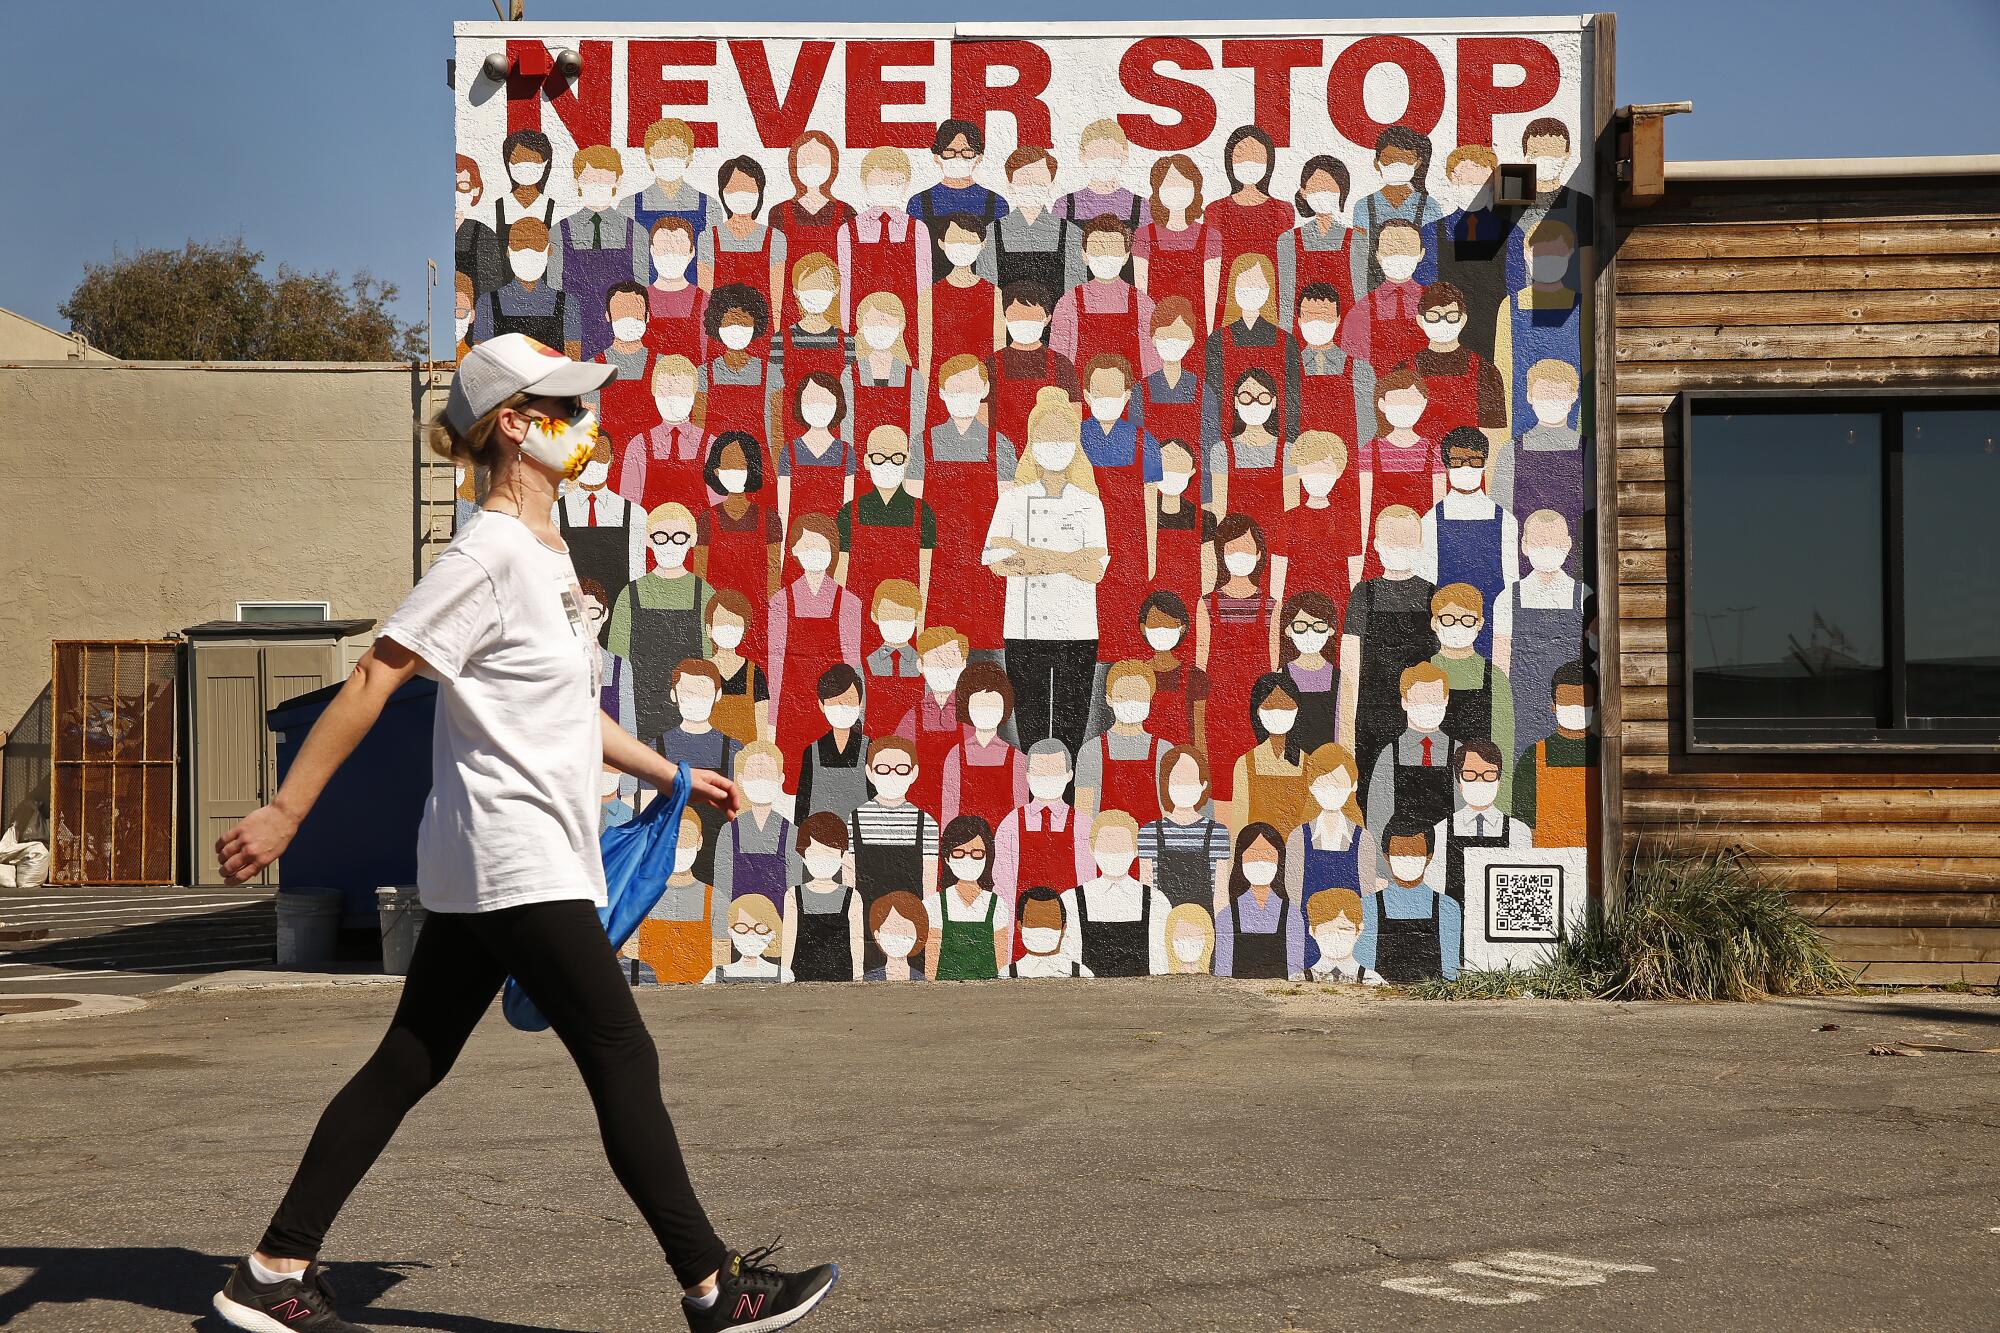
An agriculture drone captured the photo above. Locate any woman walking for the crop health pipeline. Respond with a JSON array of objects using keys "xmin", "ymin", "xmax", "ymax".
[{"xmin": 210, "ymin": 333, "xmax": 838, "ymax": 1333}]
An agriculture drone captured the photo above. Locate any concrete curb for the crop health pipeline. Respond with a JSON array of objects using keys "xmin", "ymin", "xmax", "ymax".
[
  {"xmin": 0, "ymin": 992, "xmax": 148, "ymax": 1024},
  {"xmin": 165, "ymin": 969, "xmax": 403, "ymax": 993}
]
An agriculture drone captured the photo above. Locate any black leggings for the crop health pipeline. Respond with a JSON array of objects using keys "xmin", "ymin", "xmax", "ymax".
[{"xmin": 259, "ymin": 898, "xmax": 729, "ymax": 1288}]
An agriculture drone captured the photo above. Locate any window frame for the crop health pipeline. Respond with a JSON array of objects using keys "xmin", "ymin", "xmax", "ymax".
[
  {"xmin": 235, "ymin": 601, "xmax": 332, "ymax": 623},
  {"xmin": 1679, "ymin": 387, "xmax": 2000, "ymax": 756}
]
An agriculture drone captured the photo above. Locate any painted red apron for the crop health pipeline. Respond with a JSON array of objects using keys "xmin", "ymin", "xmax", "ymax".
[
  {"xmin": 851, "ymin": 364, "xmax": 916, "ymax": 458},
  {"xmin": 1093, "ymin": 732, "xmax": 1163, "ymax": 825},
  {"xmin": 643, "ymin": 286, "xmax": 706, "ymax": 362},
  {"xmin": 707, "ymin": 222, "xmax": 776, "ymax": 355},
  {"xmin": 703, "ymin": 498, "xmax": 774, "ymax": 665},
  {"xmin": 774, "ymin": 580, "xmax": 848, "ymax": 766},
  {"xmin": 776, "ymin": 321, "xmax": 851, "ymax": 441},
  {"xmin": 1416, "ymin": 348, "xmax": 1492, "ymax": 440},
  {"xmin": 952, "ymin": 740, "xmax": 1019, "ymax": 832},
  {"xmin": 843, "ymin": 492, "xmax": 923, "ymax": 626},
  {"xmin": 1148, "ymin": 661, "xmax": 1194, "ymax": 748},
  {"xmin": 703, "ymin": 354, "xmax": 771, "ymax": 446},
  {"xmin": 1281, "ymin": 501, "xmax": 1353, "ymax": 632},
  {"xmin": 1012, "ymin": 805, "xmax": 1081, "ymax": 958},
  {"xmin": 1089, "ymin": 421, "xmax": 1149, "ymax": 663},
  {"xmin": 1360, "ymin": 436, "xmax": 1440, "ymax": 579},
  {"xmin": 845, "ymin": 213, "xmax": 923, "ymax": 358},
  {"xmin": 596, "ymin": 351, "xmax": 661, "ymax": 469},
  {"xmin": 930, "ymin": 278, "xmax": 998, "ymax": 400},
  {"xmin": 909, "ymin": 700, "xmax": 965, "ymax": 821},
  {"xmin": 924, "ymin": 437, "xmax": 1005, "ymax": 651},
  {"xmin": 1152, "ymin": 498, "xmax": 1207, "ymax": 635},
  {"xmin": 1298, "ymin": 359, "xmax": 1360, "ymax": 450},
  {"xmin": 1141, "ymin": 221, "xmax": 1213, "ymax": 338},
  {"xmin": 1208, "ymin": 195, "xmax": 1294, "ymax": 328},
  {"xmin": 1287, "ymin": 226, "xmax": 1356, "ymax": 324},
  {"xmin": 990, "ymin": 347, "xmax": 1068, "ymax": 460},
  {"xmin": 1203, "ymin": 590, "xmax": 1273, "ymax": 799},
  {"xmin": 771, "ymin": 198, "xmax": 853, "ymax": 329},
  {"xmin": 1218, "ymin": 318, "xmax": 1293, "ymax": 554},
  {"xmin": 1071, "ymin": 282, "xmax": 1144, "ymax": 385},
  {"xmin": 862, "ymin": 658, "xmax": 924, "ymax": 743}
]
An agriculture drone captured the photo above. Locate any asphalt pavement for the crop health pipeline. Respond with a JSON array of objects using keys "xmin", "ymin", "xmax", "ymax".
[{"xmin": 2, "ymin": 977, "xmax": 1996, "ymax": 1330}]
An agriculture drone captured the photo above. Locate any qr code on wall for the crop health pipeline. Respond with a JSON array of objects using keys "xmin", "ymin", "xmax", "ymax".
[{"xmin": 1486, "ymin": 867, "xmax": 1564, "ymax": 942}]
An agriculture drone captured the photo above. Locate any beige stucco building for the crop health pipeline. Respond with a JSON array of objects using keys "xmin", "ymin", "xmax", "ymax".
[{"xmin": 0, "ymin": 354, "xmax": 436, "ymax": 731}]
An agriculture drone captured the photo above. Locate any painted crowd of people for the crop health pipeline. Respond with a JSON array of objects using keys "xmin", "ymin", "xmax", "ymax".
[{"xmin": 453, "ymin": 109, "xmax": 1600, "ymax": 987}]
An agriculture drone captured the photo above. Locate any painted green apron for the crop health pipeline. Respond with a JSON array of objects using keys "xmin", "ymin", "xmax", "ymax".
[{"xmin": 936, "ymin": 890, "xmax": 1000, "ymax": 980}]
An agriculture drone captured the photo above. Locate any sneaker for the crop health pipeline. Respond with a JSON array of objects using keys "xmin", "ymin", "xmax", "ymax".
[
  {"xmin": 684, "ymin": 1240, "xmax": 839, "ymax": 1332},
  {"xmin": 213, "ymin": 1258, "xmax": 368, "ymax": 1331}
]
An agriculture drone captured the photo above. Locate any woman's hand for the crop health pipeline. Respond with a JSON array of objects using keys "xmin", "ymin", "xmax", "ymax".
[
  {"xmin": 216, "ymin": 804, "xmax": 302, "ymax": 885},
  {"xmin": 688, "ymin": 767, "xmax": 744, "ymax": 817}
]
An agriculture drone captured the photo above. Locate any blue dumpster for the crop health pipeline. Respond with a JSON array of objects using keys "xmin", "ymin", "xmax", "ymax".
[{"xmin": 267, "ymin": 677, "xmax": 436, "ymax": 928}]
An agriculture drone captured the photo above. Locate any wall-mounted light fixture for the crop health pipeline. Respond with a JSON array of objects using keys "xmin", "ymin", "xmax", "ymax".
[
  {"xmin": 481, "ymin": 52, "xmax": 511, "ymax": 82},
  {"xmin": 553, "ymin": 47, "xmax": 583, "ymax": 79}
]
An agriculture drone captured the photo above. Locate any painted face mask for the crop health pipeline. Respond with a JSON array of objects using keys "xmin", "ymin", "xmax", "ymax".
[
  {"xmin": 1027, "ymin": 772, "xmax": 1069, "ymax": 802},
  {"xmin": 675, "ymin": 691, "xmax": 715, "ymax": 724},
  {"xmin": 1031, "ymin": 439, "xmax": 1075, "ymax": 472},
  {"xmin": 877, "ymin": 618, "xmax": 916, "ymax": 646},
  {"xmin": 1171, "ymin": 934, "xmax": 1206, "ymax": 963},
  {"xmin": 1290, "ymin": 627, "xmax": 1331, "ymax": 655},
  {"xmin": 1388, "ymin": 854, "xmax": 1428, "ymax": 882},
  {"xmin": 1407, "ymin": 701, "xmax": 1449, "ymax": 732},
  {"xmin": 1224, "ymin": 550, "xmax": 1259, "ymax": 577},
  {"xmin": 610, "ymin": 316, "xmax": 647, "ymax": 344},
  {"xmin": 1154, "ymin": 336, "xmax": 1193, "ymax": 364},
  {"xmin": 522, "ymin": 408, "xmax": 601, "ymax": 480},
  {"xmin": 1436, "ymin": 621, "xmax": 1480, "ymax": 651},
  {"xmin": 1531, "ymin": 253, "xmax": 1572, "ymax": 284},
  {"xmin": 718, "ymin": 324, "xmax": 755, "ymax": 351},
  {"xmin": 796, "ymin": 158, "xmax": 832, "ymax": 187},
  {"xmin": 1298, "ymin": 318, "xmax": 1339, "ymax": 347},
  {"xmin": 715, "ymin": 467, "xmax": 750, "ymax": 494},
  {"xmin": 1242, "ymin": 859, "xmax": 1279, "ymax": 885},
  {"xmin": 802, "ymin": 396, "xmax": 837, "ymax": 429},
  {"xmin": 653, "ymin": 247, "xmax": 692, "ymax": 277},
  {"xmin": 943, "ymin": 390, "xmax": 984, "ymax": 420},
  {"xmin": 1158, "ymin": 182, "xmax": 1196, "ymax": 211},
  {"xmin": 943, "ymin": 242, "xmax": 983, "ymax": 270},
  {"xmin": 672, "ymin": 844, "xmax": 699, "ymax": 874},
  {"xmin": 1168, "ymin": 782, "xmax": 1205, "ymax": 810},
  {"xmin": 1234, "ymin": 280, "xmax": 1270, "ymax": 314},
  {"xmin": 1459, "ymin": 778, "xmax": 1499, "ymax": 808},
  {"xmin": 723, "ymin": 190, "xmax": 759, "ymax": 217},
  {"xmin": 1110, "ymin": 698, "xmax": 1150, "ymax": 726},
  {"xmin": 711, "ymin": 622, "xmax": 745, "ymax": 650},
  {"xmin": 1300, "ymin": 471, "xmax": 1337, "ymax": 499},
  {"xmin": 1087, "ymin": 253, "xmax": 1126, "ymax": 281},
  {"xmin": 968, "ymin": 702, "xmax": 1006, "ymax": 731},
  {"xmin": 650, "ymin": 154, "xmax": 688, "ymax": 183},
  {"xmin": 1305, "ymin": 190, "xmax": 1343, "ymax": 218},
  {"xmin": 1257, "ymin": 707, "xmax": 1297, "ymax": 735},
  {"xmin": 923, "ymin": 664, "xmax": 963, "ymax": 696},
  {"xmin": 1381, "ymin": 400, "xmax": 1426, "ymax": 430},
  {"xmin": 508, "ymin": 159, "xmax": 545, "ymax": 187},
  {"xmin": 1144, "ymin": 626, "xmax": 1182, "ymax": 651},
  {"xmin": 1235, "ymin": 399, "xmax": 1275, "ymax": 428},
  {"xmin": 1378, "ymin": 161, "xmax": 1417, "ymax": 186},
  {"xmin": 1449, "ymin": 464, "xmax": 1484, "ymax": 492},
  {"xmin": 731, "ymin": 922, "xmax": 772, "ymax": 957},
  {"xmin": 510, "ymin": 249, "xmax": 550, "ymax": 283},
  {"xmin": 1311, "ymin": 778, "xmax": 1351, "ymax": 811},
  {"xmin": 794, "ymin": 544, "xmax": 833, "ymax": 573},
  {"xmin": 1529, "ymin": 395, "xmax": 1574, "ymax": 427},
  {"xmin": 1094, "ymin": 847, "xmax": 1136, "ymax": 879},
  {"xmin": 1157, "ymin": 470, "xmax": 1193, "ymax": 498},
  {"xmin": 580, "ymin": 183, "xmax": 617, "ymax": 212},
  {"xmin": 823, "ymin": 703, "xmax": 862, "ymax": 730},
  {"xmin": 803, "ymin": 849, "xmax": 843, "ymax": 880},
  {"xmin": 454, "ymin": 313, "xmax": 472, "ymax": 341},
  {"xmin": 1021, "ymin": 925, "xmax": 1063, "ymax": 955},
  {"xmin": 951, "ymin": 854, "xmax": 988, "ymax": 882},
  {"xmin": 1088, "ymin": 394, "xmax": 1127, "ymax": 424},
  {"xmin": 1007, "ymin": 318, "xmax": 1046, "ymax": 346},
  {"xmin": 870, "ymin": 770, "xmax": 915, "ymax": 801},
  {"xmin": 1556, "ymin": 703, "xmax": 1593, "ymax": 732},
  {"xmin": 877, "ymin": 930, "xmax": 917, "ymax": 957},
  {"xmin": 797, "ymin": 287, "xmax": 836, "ymax": 315},
  {"xmin": 861, "ymin": 322, "xmax": 900, "ymax": 352},
  {"xmin": 579, "ymin": 459, "xmax": 610, "ymax": 488},
  {"xmin": 868, "ymin": 460, "xmax": 906, "ymax": 490},
  {"xmin": 656, "ymin": 391, "xmax": 696, "ymax": 423},
  {"xmin": 1378, "ymin": 253, "xmax": 1421, "ymax": 283}
]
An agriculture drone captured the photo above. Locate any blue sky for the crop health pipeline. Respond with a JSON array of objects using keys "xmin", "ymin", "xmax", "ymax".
[{"xmin": 5, "ymin": 1, "xmax": 1995, "ymax": 357}]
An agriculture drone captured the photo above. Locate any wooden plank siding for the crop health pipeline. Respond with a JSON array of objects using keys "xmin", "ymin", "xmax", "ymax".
[{"xmin": 1609, "ymin": 169, "xmax": 2000, "ymax": 974}]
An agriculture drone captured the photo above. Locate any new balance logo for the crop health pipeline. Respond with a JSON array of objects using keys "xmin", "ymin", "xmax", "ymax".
[
  {"xmin": 269, "ymin": 1297, "xmax": 315, "ymax": 1322},
  {"xmin": 733, "ymin": 1292, "xmax": 766, "ymax": 1320}
]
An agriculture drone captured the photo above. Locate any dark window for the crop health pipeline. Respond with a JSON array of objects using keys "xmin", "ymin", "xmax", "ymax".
[{"xmin": 1683, "ymin": 393, "xmax": 2000, "ymax": 751}]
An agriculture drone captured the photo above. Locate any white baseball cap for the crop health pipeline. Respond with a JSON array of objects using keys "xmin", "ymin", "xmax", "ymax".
[{"xmin": 445, "ymin": 333, "xmax": 614, "ymax": 433}]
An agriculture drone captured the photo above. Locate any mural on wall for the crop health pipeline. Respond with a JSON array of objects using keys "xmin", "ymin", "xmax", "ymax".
[{"xmin": 453, "ymin": 20, "xmax": 1602, "ymax": 985}]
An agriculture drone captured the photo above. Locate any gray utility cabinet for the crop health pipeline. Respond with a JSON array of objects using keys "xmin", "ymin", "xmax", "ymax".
[{"xmin": 182, "ymin": 620, "xmax": 373, "ymax": 886}]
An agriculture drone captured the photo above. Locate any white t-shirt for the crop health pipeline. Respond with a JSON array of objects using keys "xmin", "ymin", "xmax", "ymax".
[{"xmin": 380, "ymin": 511, "xmax": 606, "ymax": 913}]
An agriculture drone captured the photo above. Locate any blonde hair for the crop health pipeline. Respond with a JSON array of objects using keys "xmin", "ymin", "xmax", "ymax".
[
  {"xmin": 734, "ymin": 741, "xmax": 786, "ymax": 781},
  {"xmin": 1306, "ymin": 887, "xmax": 1365, "ymax": 932},
  {"xmin": 1399, "ymin": 661, "xmax": 1450, "ymax": 697},
  {"xmin": 915, "ymin": 625, "xmax": 968, "ymax": 658},
  {"xmin": 1078, "ymin": 118, "xmax": 1128, "ymax": 152},
  {"xmin": 646, "ymin": 500, "xmax": 697, "ymax": 530},
  {"xmin": 1527, "ymin": 218, "xmax": 1577, "ymax": 250},
  {"xmin": 1163, "ymin": 903, "xmax": 1216, "ymax": 974},
  {"xmin": 1525, "ymin": 359, "xmax": 1579, "ymax": 396},
  {"xmin": 792, "ymin": 251, "xmax": 842, "ymax": 303},
  {"xmin": 1373, "ymin": 504, "xmax": 1421, "ymax": 541},
  {"xmin": 642, "ymin": 118, "xmax": 696, "ymax": 155},
  {"xmin": 866, "ymin": 424, "xmax": 910, "ymax": 456},
  {"xmin": 730, "ymin": 892, "xmax": 782, "ymax": 938},
  {"xmin": 858, "ymin": 146, "xmax": 911, "ymax": 182},
  {"xmin": 1290, "ymin": 430, "xmax": 1347, "ymax": 474},
  {"xmin": 872, "ymin": 578, "xmax": 921, "ymax": 617},
  {"xmin": 937, "ymin": 353, "xmax": 987, "ymax": 386},
  {"xmin": 855, "ymin": 291, "xmax": 911, "ymax": 363},
  {"xmin": 1104, "ymin": 660, "xmax": 1156, "ymax": 696},
  {"xmin": 1443, "ymin": 144, "xmax": 1500, "ymax": 174},
  {"xmin": 1300, "ymin": 743, "xmax": 1364, "ymax": 825},
  {"xmin": 572, "ymin": 144, "xmax": 624, "ymax": 178},
  {"xmin": 1222, "ymin": 253, "xmax": 1279, "ymax": 325},
  {"xmin": 1091, "ymin": 809, "xmax": 1141, "ymax": 844},
  {"xmin": 1014, "ymin": 387, "xmax": 1097, "ymax": 494},
  {"xmin": 650, "ymin": 353, "xmax": 699, "ymax": 392}
]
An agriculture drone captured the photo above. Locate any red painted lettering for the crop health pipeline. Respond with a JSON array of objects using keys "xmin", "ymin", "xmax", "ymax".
[
  {"xmin": 845, "ymin": 41, "xmax": 936, "ymax": 149},
  {"xmin": 1218, "ymin": 39, "xmax": 1322, "ymax": 146},
  {"xmin": 1116, "ymin": 37, "xmax": 1216, "ymax": 152},
  {"xmin": 507, "ymin": 39, "xmax": 613, "ymax": 147},
  {"xmin": 625, "ymin": 40, "xmax": 718, "ymax": 148},
  {"xmin": 730, "ymin": 40, "xmax": 834, "ymax": 149},
  {"xmin": 1326, "ymin": 35, "xmax": 1446, "ymax": 146},
  {"xmin": 950, "ymin": 40, "xmax": 1053, "ymax": 149},
  {"xmin": 1455, "ymin": 37, "xmax": 1562, "ymax": 148}
]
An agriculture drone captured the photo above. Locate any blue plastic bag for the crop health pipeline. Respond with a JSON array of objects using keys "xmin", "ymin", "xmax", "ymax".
[{"xmin": 502, "ymin": 762, "xmax": 691, "ymax": 1032}]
